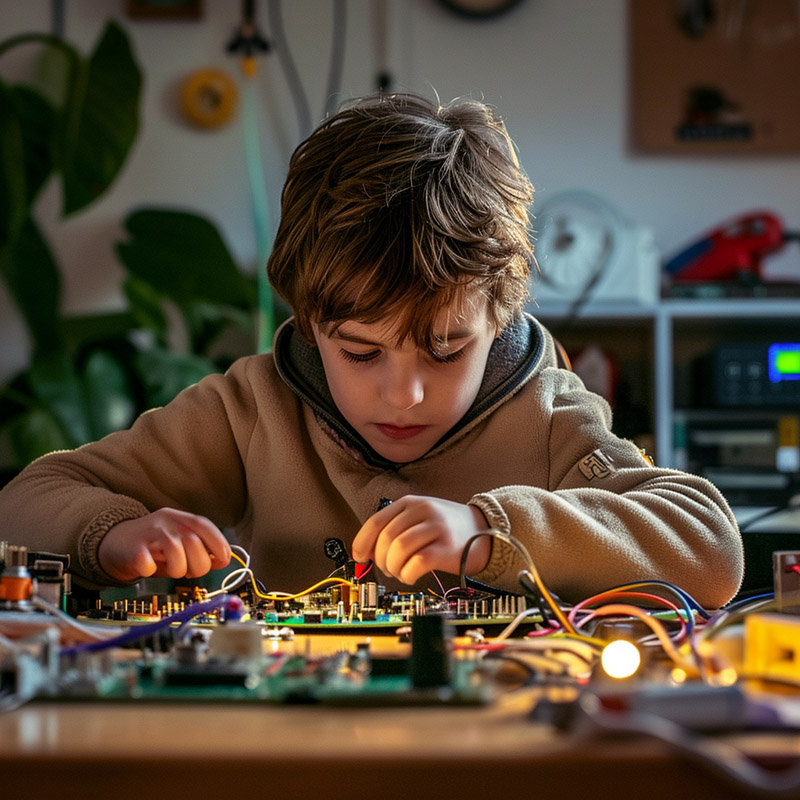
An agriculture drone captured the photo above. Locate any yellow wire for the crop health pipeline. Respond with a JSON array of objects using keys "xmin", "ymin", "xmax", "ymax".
[
  {"xmin": 577, "ymin": 602, "xmax": 691, "ymax": 667},
  {"xmin": 229, "ymin": 551, "xmax": 355, "ymax": 601},
  {"xmin": 524, "ymin": 559, "xmax": 577, "ymax": 635}
]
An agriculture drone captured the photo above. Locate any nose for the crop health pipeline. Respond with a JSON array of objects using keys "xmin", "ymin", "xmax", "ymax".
[{"xmin": 380, "ymin": 362, "xmax": 425, "ymax": 410}]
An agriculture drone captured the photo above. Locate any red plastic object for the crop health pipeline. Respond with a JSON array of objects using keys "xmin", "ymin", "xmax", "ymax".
[{"xmin": 664, "ymin": 211, "xmax": 785, "ymax": 282}]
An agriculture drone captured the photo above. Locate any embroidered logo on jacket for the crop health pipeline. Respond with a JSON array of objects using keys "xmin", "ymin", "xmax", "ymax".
[{"xmin": 579, "ymin": 449, "xmax": 615, "ymax": 480}]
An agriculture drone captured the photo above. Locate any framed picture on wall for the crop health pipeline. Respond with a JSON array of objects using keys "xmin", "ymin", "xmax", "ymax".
[
  {"xmin": 631, "ymin": 0, "xmax": 800, "ymax": 153},
  {"xmin": 126, "ymin": 0, "xmax": 203, "ymax": 20}
]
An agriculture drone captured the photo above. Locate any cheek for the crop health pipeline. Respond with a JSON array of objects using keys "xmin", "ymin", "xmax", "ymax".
[
  {"xmin": 327, "ymin": 370, "xmax": 369, "ymax": 418},
  {"xmin": 448, "ymin": 361, "xmax": 486, "ymax": 411}
]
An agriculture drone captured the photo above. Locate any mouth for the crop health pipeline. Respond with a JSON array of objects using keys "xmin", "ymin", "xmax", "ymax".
[{"xmin": 375, "ymin": 423, "xmax": 429, "ymax": 441}]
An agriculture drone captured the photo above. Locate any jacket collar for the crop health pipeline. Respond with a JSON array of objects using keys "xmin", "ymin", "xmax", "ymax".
[{"xmin": 273, "ymin": 312, "xmax": 547, "ymax": 470}]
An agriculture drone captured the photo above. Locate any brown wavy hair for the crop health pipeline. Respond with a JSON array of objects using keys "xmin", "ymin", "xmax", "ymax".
[{"xmin": 267, "ymin": 93, "xmax": 534, "ymax": 350}]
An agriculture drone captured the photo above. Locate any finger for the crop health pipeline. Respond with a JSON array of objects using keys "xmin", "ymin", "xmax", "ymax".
[
  {"xmin": 161, "ymin": 509, "xmax": 231, "ymax": 567},
  {"xmin": 177, "ymin": 531, "xmax": 214, "ymax": 578},
  {"xmin": 398, "ymin": 549, "xmax": 438, "ymax": 586},
  {"xmin": 187, "ymin": 520, "xmax": 231, "ymax": 568},
  {"xmin": 372, "ymin": 502, "xmax": 433, "ymax": 572},
  {"xmin": 149, "ymin": 530, "xmax": 188, "ymax": 579},
  {"xmin": 154, "ymin": 508, "xmax": 231, "ymax": 572},
  {"xmin": 383, "ymin": 526, "xmax": 439, "ymax": 581},
  {"xmin": 132, "ymin": 545, "xmax": 158, "ymax": 579},
  {"xmin": 352, "ymin": 500, "xmax": 406, "ymax": 562}
]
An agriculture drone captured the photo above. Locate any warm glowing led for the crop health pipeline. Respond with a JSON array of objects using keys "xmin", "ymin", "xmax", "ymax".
[
  {"xmin": 600, "ymin": 639, "xmax": 641, "ymax": 679},
  {"xmin": 713, "ymin": 667, "xmax": 739, "ymax": 687},
  {"xmin": 670, "ymin": 668, "xmax": 688, "ymax": 684}
]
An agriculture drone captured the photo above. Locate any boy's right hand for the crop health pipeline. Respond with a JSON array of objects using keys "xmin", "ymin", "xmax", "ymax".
[{"xmin": 98, "ymin": 508, "xmax": 231, "ymax": 582}]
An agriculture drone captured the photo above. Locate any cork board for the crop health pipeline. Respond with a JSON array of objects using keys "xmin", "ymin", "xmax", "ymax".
[{"xmin": 631, "ymin": 0, "xmax": 800, "ymax": 153}]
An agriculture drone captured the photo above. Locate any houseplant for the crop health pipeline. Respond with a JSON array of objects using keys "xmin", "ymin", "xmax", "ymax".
[{"xmin": 0, "ymin": 20, "xmax": 263, "ymax": 476}]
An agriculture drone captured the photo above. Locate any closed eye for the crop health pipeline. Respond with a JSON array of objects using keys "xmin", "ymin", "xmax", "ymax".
[
  {"xmin": 339, "ymin": 348, "xmax": 380, "ymax": 364},
  {"xmin": 430, "ymin": 347, "xmax": 467, "ymax": 364}
]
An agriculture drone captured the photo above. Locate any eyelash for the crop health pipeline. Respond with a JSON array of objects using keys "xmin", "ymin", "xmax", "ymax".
[
  {"xmin": 339, "ymin": 349, "xmax": 380, "ymax": 364},
  {"xmin": 338, "ymin": 348, "xmax": 467, "ymax": 365}
]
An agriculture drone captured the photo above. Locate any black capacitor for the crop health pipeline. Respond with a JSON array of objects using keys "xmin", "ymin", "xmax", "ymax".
[
  {"xmin": 409, "ymin": 614, "xmax": 452, "ymax": 688},
  {"xmin": 324, "ymin": 537, "xmax": 349, "ymax": 568}
]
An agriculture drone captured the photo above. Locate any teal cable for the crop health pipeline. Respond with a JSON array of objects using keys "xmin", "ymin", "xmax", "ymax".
[{"xmin": 242, "ymin": 79, "xmax": 274, "ymax": 353}]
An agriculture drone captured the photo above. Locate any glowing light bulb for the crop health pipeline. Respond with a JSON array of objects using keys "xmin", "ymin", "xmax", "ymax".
[{"xmin": 600, "ymin": 639, "xmax": 641, "ymax": 679}]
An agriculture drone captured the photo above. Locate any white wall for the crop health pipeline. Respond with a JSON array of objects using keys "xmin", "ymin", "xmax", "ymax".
[{"xmin": 2, "ymin": 0, "xmax": 800, "ymax": 383}]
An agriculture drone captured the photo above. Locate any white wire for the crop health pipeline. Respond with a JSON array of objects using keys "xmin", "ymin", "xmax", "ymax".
[
  {"xmin": 231, "ymin": 544, "xmax": 250, "ymax": 567},
  {"xmin": 205, "ymin": 567, "xmax": 252, "ymax": 598},
  {"xmin": 30, "ymin": 596, "xmax": 120, "ymax": 641},
  {"xmin": 494, "ymin": 607, "xmax": 542, "ymax": 640}
]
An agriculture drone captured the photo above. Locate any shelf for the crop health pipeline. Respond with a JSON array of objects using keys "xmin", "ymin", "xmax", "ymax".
[
  {"xmin": 531, "ymin": 297, "xmax": 800, "ymax": 322},
  {"xmin": 529, "ymin": 295, "xmax": 800, "ymax": 480},
  {"xmin": 660, "ymin": 297, "xmax": 800, "ymax": 319},
  {"xmin": 531, "ymin": 301, "xmax": 657, "ymax": 321}
]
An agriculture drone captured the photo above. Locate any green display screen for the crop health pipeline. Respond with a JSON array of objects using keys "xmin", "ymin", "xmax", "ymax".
[{"xmin": 769, "ymin": 344, "xmax": 800, "ymax": 382}]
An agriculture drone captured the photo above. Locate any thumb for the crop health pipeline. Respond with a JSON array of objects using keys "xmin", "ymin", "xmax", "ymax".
[{"xmin": 132, "ymin": 546, "xmax": 158, "ymax": 578}]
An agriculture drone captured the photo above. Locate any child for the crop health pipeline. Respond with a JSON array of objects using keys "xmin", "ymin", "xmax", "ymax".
[{"xmin": 0, "ymin": 93, "xmax": 744, "ymax": 607}]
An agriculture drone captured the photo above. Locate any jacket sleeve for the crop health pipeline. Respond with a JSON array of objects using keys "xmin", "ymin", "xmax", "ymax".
[
  {"xmin": 469, "ymin": 368, "xmax": 744, "ymax": 609},
  {"xmin": 0, "ymin": 357, "xmax": 264, "ymax": 588}
]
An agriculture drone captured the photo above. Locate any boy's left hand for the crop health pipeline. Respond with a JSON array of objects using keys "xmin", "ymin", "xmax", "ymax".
[{"xmin": 352, "ymin": 495, "xmax": 491, "ymax": 585}]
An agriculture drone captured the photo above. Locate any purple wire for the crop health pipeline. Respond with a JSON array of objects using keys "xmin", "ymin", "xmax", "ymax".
[{"xmin": 60, "ymin": 594, "xmax": 238, "ymax": 656}]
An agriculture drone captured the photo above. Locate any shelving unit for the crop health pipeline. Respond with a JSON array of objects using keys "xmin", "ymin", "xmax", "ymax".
[{"xmin": 533, "ymin": 297, "xmax": 800, "ymax": 476}]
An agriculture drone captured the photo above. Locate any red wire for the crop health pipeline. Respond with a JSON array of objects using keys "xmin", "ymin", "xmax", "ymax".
[{"xmin": 569, "ymin": 590, "xmax": 688, "ymax": 642}]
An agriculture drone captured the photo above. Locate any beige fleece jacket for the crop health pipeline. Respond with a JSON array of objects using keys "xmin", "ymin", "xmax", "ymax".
[{"xmin": 0, "ymin": 317, "xmax": 744, "ymax": 607}]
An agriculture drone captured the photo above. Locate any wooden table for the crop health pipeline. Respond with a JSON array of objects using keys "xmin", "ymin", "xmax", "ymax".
[{"xmin": 3, "ymin": 686, "xmax": 799, "ymax": 800}]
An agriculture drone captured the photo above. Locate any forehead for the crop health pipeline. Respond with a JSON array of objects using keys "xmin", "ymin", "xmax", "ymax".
[{"xmin": 327, "ymin": 289, "xmax": 491, "ymax": 344}]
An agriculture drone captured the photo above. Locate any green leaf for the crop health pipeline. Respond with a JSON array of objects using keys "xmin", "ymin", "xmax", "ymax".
[
  {"xmin": 6, "ymin": 407, "xmax": 73, "ymax": 469},
  {"xmin": 58, "ymin": 21, "xmax": 142, "ymax": 215},
  {"xmin": 28, "ymin": 39, "xmax": 73, "ymax": 110},
  {"xmin": 122, "ymin": 275, "xmax": 169, "ymax": 343},
  {"xmin": 116, "ymin": 208, "xmax": 252, "ymax": 307},
  {"xmin": 134, "ymin": 348, "xmax": 218, "ymax": 409},
  {"xmin": 26, "ymin": 353, "xmax": 91, "ymax": 447},
  {"xmin": 81, "ymin": 349, "xmax": 136, "ymax": 438},
  {"xmin": 11, "ymin": 83, "xmax": 56, "ymax": 205},
  {"xmin": 0, "ymin": 216, "xmax": 61, "ymax": 353},
  {"xmin": 59, "ymin": 310, "xmax": 138, "ymax": 354},
  {"xmin": 0, "ymin": 80, "xmax": 27, "ymax": 250}
]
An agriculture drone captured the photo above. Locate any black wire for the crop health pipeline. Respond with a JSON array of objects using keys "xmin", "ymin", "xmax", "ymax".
[
  {"xmin": 739, "ymin": 494, "xmax": 800, "ymax": 533},
  {"xmin": 51, "ymin": 0, "xmax": 65, "ymax": 37},
  {"xmin": 324, "ymin": 0, "xmax": 348, "ymax": 119},
  {"xmin": 267, "ymin": 0, "xmax": 313, "ymax": 139},
  {"xmin": 458, "ymin": 532, "xmax": 496, "ymax": 590}
]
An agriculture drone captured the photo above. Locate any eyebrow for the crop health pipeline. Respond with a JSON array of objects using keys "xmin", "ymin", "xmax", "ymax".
[{"xmin": 333, "ymin": 328, "xmax": 475, "ymax": 347}]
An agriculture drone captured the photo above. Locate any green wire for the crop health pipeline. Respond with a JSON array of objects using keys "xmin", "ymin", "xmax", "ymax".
[{"xmin": 242, "ymin": 79, "xmax": 274, "ymax": 353}]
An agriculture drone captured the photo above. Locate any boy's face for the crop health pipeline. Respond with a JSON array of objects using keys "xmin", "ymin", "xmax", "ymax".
[{"xmin": 312, "ymin": 296, "xmax": 497, "ymax": 463}]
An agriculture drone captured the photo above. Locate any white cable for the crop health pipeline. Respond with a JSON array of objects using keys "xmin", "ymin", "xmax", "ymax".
[{"xmin": 30, "ymin": 596, "xmax": 119, "ymax": 641}]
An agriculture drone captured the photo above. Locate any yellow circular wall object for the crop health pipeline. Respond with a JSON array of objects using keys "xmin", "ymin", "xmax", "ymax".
[{"xmin": 181, "ymin": 69, "xmax": 238, "ymax": 128}]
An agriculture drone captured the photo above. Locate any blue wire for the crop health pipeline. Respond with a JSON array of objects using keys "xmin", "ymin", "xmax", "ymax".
[
  {"xmin": 603, "ymin": 579, "xmax": 709, "ymax": 633},
  {"xmin": 713, "ymin": 591, "xmax": 774, "ymax": 617},
  {"xmin": 60, "ymin": 595, "xmax": 236, "ymax": 656}
]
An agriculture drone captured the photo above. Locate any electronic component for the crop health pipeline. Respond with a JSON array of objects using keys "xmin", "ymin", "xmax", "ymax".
[
  {"xmin": 0, "ymin": 542, "xmax": 70, "ymax": 611},
  {"xmin": 0, "ymin": 545, "xmax": 33, "ymax": 610},
  {"xmin": 710, "ymin": 343, "xmax": 800, "ymax": 407},
  {"xmin": 744, "ymin": 612, "xmax": 800, "ymax": 687},
  {"xmin": 773, "ymin": 550, "xmax": 800, "ymax": 613},
  {"xmin": 46, "ymin": 611, "xmax": 492, "ymax": 707}
]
